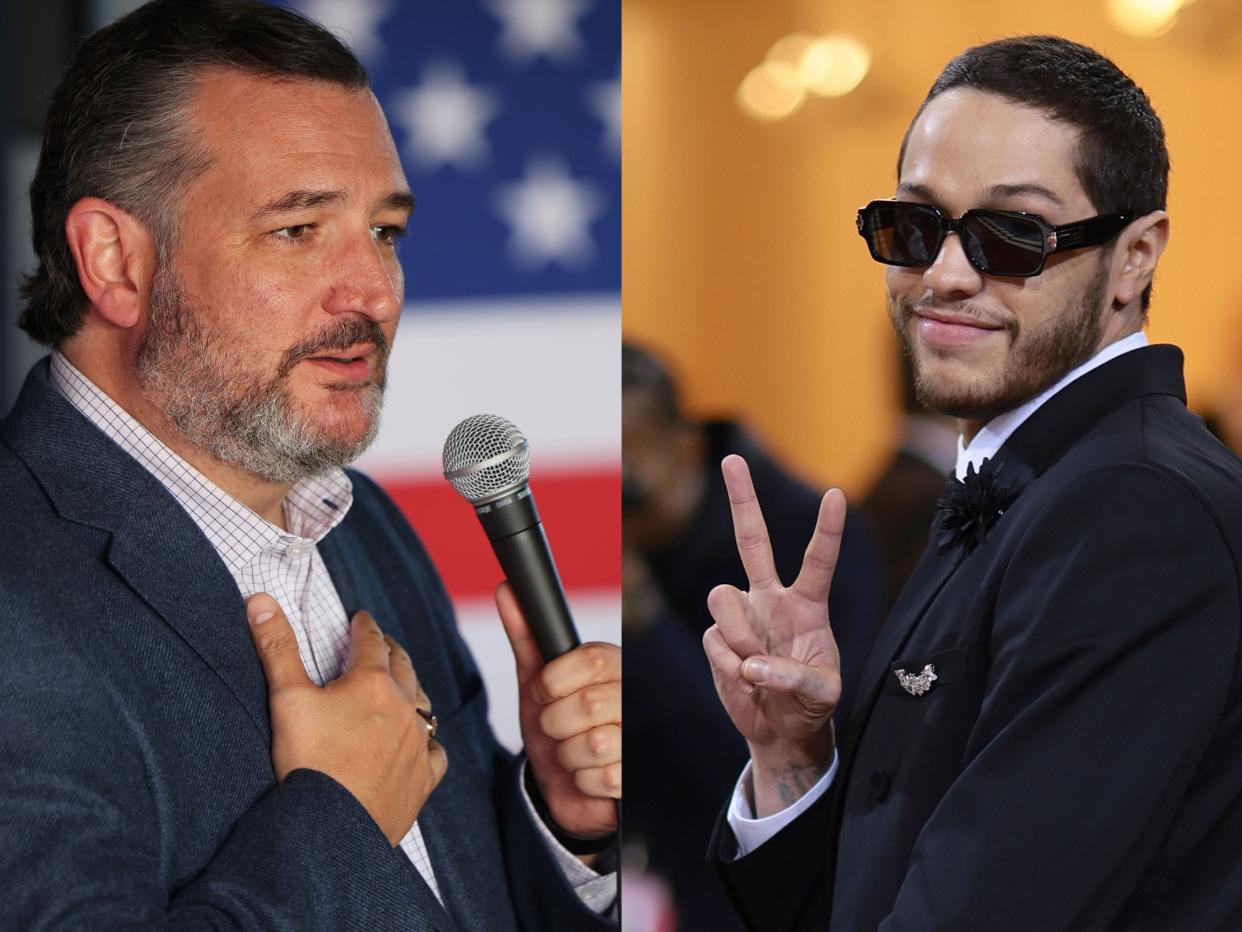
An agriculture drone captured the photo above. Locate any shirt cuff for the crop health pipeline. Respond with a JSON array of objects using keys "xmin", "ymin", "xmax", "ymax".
[
  {"xmin": 518, "ymin": 759, "xmax": 617, "ymax": 915},
  {"xmin": 726, "ymin": 749, "xmax": 838, "ymax": 857}
]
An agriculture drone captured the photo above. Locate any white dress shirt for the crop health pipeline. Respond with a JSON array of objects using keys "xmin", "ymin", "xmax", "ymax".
[
  {"xmin": 49, "ymin": 351, "xmax": 613, "ymax": 912},
  {"xmin": 726, "ymin": 331, "xmax": 1150, "ymax": 855}
]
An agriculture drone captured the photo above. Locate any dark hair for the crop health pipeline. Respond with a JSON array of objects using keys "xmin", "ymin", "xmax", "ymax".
[
  {"xmin": 19, "ymin": 0, "xmax": 368, "ymax": 345},
  {"xmin": 622, "ymin": 343, "xmax": 683, "ymax": 428},
  {"xmin": 899, "ymin": 35, "xmax": 1168, "ymax": 311}
]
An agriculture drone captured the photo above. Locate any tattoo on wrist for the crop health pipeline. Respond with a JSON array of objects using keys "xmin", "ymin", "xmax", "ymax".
[{"xmin": 769, "ymin": 760, "xmax": 825, "ymax": 808}]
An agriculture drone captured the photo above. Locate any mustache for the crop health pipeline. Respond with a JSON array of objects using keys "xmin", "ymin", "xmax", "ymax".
[{"xmin": 278, "ymin": 318, "xmax": 390, "ymax": 378}]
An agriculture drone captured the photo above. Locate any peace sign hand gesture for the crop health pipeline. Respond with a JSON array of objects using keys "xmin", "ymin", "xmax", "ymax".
[{"xmin": 702, "ymin": 455, "xmax": 844, "ymax": 817}]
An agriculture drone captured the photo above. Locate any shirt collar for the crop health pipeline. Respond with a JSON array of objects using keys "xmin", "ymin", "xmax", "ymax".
[
  {"xmin": 48, "ymin": 350, "xmax": 353, "ymax": 571},
  {"xmin": 955, "ymin": 331, "xmax": 1149, "ymax": 480}
]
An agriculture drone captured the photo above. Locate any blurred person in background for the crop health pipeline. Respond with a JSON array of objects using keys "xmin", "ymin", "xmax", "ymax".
[
  {"xmin": 0, "ymin": 1, "xmax": 619, "ymax": 928},
  {"xmin": 861, "ymin": 351, "xmax": 958, "ymax": 615},
  {"xmin": 703, "ymin": 36, "xmax": 1242, "ymax": 931},
  {"xmin": 622, "ymin": 342, "xmax": 883, "ymax": 930}
]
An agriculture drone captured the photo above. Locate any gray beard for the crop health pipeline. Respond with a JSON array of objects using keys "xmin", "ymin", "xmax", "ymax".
[{"xmin": 136, "ymin": 265, "xmax": 388, "ymax": 483}]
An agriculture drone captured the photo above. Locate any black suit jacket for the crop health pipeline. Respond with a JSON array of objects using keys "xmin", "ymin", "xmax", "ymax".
[
  {"xmin": 713, "ymin": 346, "xmax": 1242, "ymax": 931},
  {"xmin": 0, "ymin": 360, "xmax": 611, "ymax": 931}
]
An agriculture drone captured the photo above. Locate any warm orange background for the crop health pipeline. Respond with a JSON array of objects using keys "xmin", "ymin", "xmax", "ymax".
[{"xmin": 623, "ymin": 0, "xmax": 1242, "ymax": 497}]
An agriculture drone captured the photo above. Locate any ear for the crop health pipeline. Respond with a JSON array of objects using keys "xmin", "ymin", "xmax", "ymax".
[
  {"xmin": 64, "ymin": 197, "xmax": 158, "ymax": 330},
  {"xmin": 1112, "ymin": 209, "xmax": 1169, "ymax": 309}
]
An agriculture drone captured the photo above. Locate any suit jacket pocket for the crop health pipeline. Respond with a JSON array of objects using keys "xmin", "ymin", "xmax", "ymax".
[{"xmin": 883, "ymin": 645, "xmax": 968, "ymax": 698}]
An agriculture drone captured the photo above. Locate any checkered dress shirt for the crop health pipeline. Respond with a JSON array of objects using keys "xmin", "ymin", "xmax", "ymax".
[{"xmin": 49, "ymin": 352, "xmax": 612, "ymax": 915}]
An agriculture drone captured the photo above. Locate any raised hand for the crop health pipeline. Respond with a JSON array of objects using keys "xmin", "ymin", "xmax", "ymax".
[
  {"xmin": 702, "ymin": 454, "xmax": 845, "ymax": 817},
  {"xmin": 246, "ymin": 593, "xmax": 447, "ymax": 846}
]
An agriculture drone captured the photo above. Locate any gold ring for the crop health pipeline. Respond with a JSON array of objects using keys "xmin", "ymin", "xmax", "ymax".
[{"xmin": 415, "ymin": 706, "xmax": 438, "ymax": 739}]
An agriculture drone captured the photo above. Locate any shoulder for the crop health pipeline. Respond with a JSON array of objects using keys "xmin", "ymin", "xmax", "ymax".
[{"xmin": 1032, "ymin": 395, "xmax": 1242, "ymax": 557}]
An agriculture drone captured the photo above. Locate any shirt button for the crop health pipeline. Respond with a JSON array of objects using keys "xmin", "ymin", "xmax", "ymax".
[{"xmin": 869, "ymin": 768, "xmax": 892, "ymax": 802}]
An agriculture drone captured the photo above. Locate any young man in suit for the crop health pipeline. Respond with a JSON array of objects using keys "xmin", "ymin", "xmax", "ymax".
[
  {"xmin": 0, "ymin": 1, "xmax": 619, "ymax": 928},
  {"xmin": 705, "ymin": 36, "xmax": 1242, "ymax": 930}
]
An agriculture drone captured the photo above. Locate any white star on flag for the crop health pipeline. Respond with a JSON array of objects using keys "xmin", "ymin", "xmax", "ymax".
[
  {"xmin": 391, "ymin": 63, "xmax": 500, "ymax": 173},
  {"xmin": 486, "ymin": 0, "xmax": 590, "ymax": 64},
  {"xmin": 494, "ymin": 156, "xmax": 605, "ymax": 270},
  {"xmin": 587, "ymin": 75, "xmax": 620, "ymax": 158},
  {"xmin": 292, "ymin": 0, "xmax": 394, "ymax": 65}
]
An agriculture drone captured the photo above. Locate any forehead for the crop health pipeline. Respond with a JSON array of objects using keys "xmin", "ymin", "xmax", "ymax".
[
  {"xmin": 185, "ymin": 68, "xmax": 407, "ymax": 202},
  {"xmin": 899, "ymin": 88, "xmax": 1088, "ymax": 211}
]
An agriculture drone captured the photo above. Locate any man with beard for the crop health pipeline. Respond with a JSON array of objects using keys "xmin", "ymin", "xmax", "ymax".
[
  {"xmin": 0, "ymin": 2, "xmax": 619, "ymax": 929},
  {"xmin": 704, "ymin": 36, "xmax": 1242, "ymax": 931}
]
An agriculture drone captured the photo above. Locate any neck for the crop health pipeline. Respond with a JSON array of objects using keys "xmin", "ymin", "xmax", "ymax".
[
  {"xmin": 956, "ymin": 321, "xmax": 1146, "ymax": 450},
  {"xmin": 959, "ymin": 417, "xmax": 986, "ymax": 446},
  {"xmin": 59, "ymin": 345, "xmax": 292, "ymax": 529}
]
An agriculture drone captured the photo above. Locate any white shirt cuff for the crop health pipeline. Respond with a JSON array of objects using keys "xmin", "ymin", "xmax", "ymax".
[
  {"xmin": 518, "ymin": 759, "xmax": 617, "ymax": 915},
  {"xmin": 726, "ymin": 749, "xmax": 838, "ymax": 857}
]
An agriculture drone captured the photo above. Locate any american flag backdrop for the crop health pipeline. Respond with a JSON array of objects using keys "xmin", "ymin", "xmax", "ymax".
[{"xmin": 278, "ymin": 0, "xmax": 621, "ymax": 750}]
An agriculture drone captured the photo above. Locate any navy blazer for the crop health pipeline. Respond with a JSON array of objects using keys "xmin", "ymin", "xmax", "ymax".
[
  {"xmin": 0, "ymin": 359, "xmax": 612, "ymax": 931},
  {"xmin": 713, "ymin": 346, "xmax": 1242, "ymax": 931}
]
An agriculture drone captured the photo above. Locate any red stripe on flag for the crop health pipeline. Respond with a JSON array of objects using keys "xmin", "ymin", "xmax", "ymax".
[{"xmin": 375, "ymin": 469, "xmax": 621, "ymax": 600}]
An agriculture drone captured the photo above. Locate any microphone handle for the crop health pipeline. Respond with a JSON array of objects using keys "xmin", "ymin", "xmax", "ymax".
[{"xmin": 477, "ymin": 490, "xmax": 580, "ymax": 661}]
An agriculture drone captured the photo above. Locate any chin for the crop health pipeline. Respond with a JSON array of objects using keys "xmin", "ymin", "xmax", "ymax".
[
  {"xmin": 911, "ymin": 357, "xmax": 1017, "ymax": 421},
  {"xmin": 299, "ymin": 392, "xmax": 380, "ymax": 446}
]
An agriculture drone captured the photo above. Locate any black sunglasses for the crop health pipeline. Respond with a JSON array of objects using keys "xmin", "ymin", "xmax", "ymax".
[{"xmin": 856, "ymin": 200, "xmax": 1130, "ymax": 278}]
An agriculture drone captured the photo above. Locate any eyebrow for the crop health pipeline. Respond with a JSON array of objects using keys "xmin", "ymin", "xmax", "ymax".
[
  {"xmin": 895, "ymin": 181, "xmax": 1065, "ymax": 208},
  {"xmin": 985, "ymin": 182, "xmax": 1064, "ymax": 206},
  {"xmin": 250, "ymin": 188, "xmax": 416, "ymax": 222}
]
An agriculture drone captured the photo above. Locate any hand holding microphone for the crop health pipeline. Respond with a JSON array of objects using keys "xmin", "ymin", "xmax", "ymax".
[{"xmin": 444, "ymin": 416, "xmax": 620, "ymax": 842}]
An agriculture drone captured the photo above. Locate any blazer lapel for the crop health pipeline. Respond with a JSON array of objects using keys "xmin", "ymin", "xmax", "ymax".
[
  {"xmin": 843, "ymin": 540, "xmax": 965, "ymax": 752},
  {"xmin": 1, "ymin": 361, "xmax": 271, "ymax": 745},
  {"xmin": 319, "ymin": 527, "xmax": 472, "ymax": 932}
]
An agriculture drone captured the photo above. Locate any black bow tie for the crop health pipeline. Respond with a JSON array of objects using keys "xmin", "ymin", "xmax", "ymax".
[{"xmin": 934, "ymin": 457, "xmax": 1025, "ymax": 555}]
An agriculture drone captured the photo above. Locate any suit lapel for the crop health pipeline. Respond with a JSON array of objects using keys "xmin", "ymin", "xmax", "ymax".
[
  {"xmin": 319, "ymin": 527, "xmax": 476, "ymax": 932},
  {"xmin": 843, "ymin": 541, "xmax": 964, "ymax": 753},
  {"xmin": 1, "ymin": 361, "xmax": 272, "ymax": 745}
]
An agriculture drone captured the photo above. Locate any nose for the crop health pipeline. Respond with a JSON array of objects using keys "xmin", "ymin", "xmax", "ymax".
[
  {"xmin": 324, "ymin": 230, "xmax": 402, "ymax": 323},
  {"xmin": 922, "ymin": 231, "xmax": 984, "ymax": 301}
]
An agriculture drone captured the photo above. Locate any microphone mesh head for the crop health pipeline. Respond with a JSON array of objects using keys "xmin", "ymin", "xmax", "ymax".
[{"xmin": 442, "ymin": 414, "xmax": 531, "ymax": 503}]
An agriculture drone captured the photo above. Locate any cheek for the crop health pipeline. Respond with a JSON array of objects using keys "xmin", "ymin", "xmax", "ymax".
[{"xmin": 885, "ymin": 267, "xmax": 923, "ymax": 307}]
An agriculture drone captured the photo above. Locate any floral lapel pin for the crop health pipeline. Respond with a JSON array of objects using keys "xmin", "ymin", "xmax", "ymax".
[{"xmin": 934, "ymin": 457, "xmax": 1024, "ymax": 556}]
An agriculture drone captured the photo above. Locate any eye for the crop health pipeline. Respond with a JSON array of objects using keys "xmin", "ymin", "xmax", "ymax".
[
  {"xmin": 372, "ymin": 224, "xmax": 407, "ymax": 246},
  {"xmin": 273, "ymin": 223, "xmax": 315, "ymax": 243}
]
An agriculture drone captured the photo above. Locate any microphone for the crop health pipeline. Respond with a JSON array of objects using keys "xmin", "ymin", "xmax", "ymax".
[{"xmin": 442, "ymin": 415, "xmax": 581, "ymax": 661}]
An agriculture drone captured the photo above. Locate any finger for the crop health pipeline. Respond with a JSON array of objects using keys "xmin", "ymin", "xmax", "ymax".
[
  {"xmin": 246, "ymin": 593, "xmax": 315, "ymax": 694},
  {"xmin": 703, "ymin": 623, "xmax": 754, "ymax": 696},
  {"xmin": 539, "ymin": 682, "xmax": 620, "ymax": 740},
  {"xmin": 721, "ymin": 454, "xmax": 780, "ymax": 590},
  {"xmin": 791, "ymin": 488, "xmax": 847, "ymax": 604},
  {"xmin": 537, "ymin": 643, "xmax": 619, "ymax": 703},
  {"xmin": 385, "ymin": 634, "xmax": 419, "ymax": 701},
  {"xmin": 346, "ymin": 611, "xmax": 391, "ymax": 675},
  {"xmin": 706, "ymin": 584, "xmax": 765, "ymax": 658},
  {"xmin": 572, "ymin": 762, "xmax": 622, "ymax": 799},
  {"xmin": 741, "ymin": 655, "xmax": 841, "ymax": 706},
  {"xmin": 555, "ymin": 724, "xmax": 621, "ymax": 771},
  {"xmin": 495, "ymin": 582, "xmax": 545, "ymax": 684}
]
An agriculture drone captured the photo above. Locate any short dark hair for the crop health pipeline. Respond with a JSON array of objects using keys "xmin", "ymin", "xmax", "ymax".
[
  {"xmin": 899, "ymin": 35, "xmax": 1168, "ymax": 311},
  {"xmin": 622, "ymin": 343, "xmax": 683, "ymax": 428},
  {"xmin": 19, "ymin": 0, "xmax": 368, "ymax": 346}
]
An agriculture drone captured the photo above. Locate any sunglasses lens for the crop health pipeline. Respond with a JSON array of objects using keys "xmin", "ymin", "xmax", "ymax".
[
  {"xmin": 963, "ymin": 212, "xmax": 1045, "ymax": 275},
  {"xmin": 862, "ymin": 203, "xmax": 942, "ymax": 266}
]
